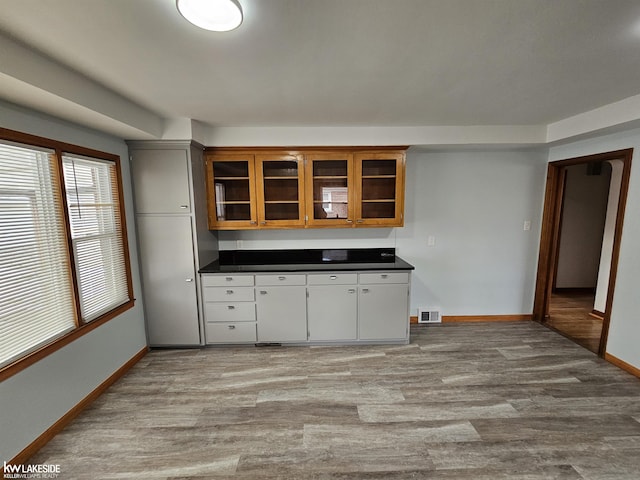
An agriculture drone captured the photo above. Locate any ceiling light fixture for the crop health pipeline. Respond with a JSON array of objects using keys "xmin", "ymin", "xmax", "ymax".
[{"xmin": 176, "ymin": 0, "xmax": 243, "ymax": 32}]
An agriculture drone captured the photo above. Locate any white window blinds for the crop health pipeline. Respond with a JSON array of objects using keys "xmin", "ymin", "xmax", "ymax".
[
  {"xmin": 0, "ymin": 142, "xmax": 76, "ymax": 368},
  {"xmin": 62, "ymin": 154, "xmax": 130, "ymax": 322}
]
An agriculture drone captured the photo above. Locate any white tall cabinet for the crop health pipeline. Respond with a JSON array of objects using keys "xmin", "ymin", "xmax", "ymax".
[{"xmin": 128, "ymin": 141, "xmax": 218, "ymax": 346}]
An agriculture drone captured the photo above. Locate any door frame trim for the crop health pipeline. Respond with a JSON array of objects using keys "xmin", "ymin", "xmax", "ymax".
[{"xmin": 532, "ymin": 148, "xmax": 633, "ymax": 356}]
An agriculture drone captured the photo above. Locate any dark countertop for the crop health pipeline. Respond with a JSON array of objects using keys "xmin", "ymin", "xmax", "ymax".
[{"xmin": 198, "ymin": 248, "xmax": 414, "ymax": 274}]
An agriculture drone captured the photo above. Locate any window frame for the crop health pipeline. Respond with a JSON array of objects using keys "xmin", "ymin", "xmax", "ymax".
[{"xmin": 0, "ymin": 127, "xmax": 135, "ymax": 382}]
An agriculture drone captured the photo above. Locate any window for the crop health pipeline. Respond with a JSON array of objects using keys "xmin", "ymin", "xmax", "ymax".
[
  {"xmin": 0, "ymin": 129, "xmax": 133, "ymax": 376},
  {"xmin": 63, "ymin": 155, "xmax": 129, "ymax": 321}
]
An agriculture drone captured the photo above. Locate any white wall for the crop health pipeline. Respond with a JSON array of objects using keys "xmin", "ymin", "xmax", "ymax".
[
  {"xmin": 555, "ymin": 163, "xmax": 611, "ymax": 289},
  {"xmin": 550, "ymin": 128, "xmax": 640, "ymax": 370},
  {"xmin": 0, "ymin": 100, "xmax": 147, "ymax": 463},
  {"xmin": 594, "ymin": 160, "xmax": 624, "ymax": 313},
  {"xmin": 397, "ymin": 149, "xmax": 548, "ymax": 316},
  {"xmin": 220, "ymin": 148, "xmax": 548, "ymax": 317}
]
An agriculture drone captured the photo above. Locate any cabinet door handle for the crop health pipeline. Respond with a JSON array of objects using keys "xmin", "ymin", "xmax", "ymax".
[
  {"xmin": 330, "ymin": 275, "xmax": 337, "ymax": 280},
  {"xmin": 185, "ymin": 278, "xmax": 193, "ymax": 282},
  {"xmin": 362, "ymin": 288, "xmax": 370, "ymax": 293},
  {"xmin": 278, "ymin": 276, "xmax": 286, "ymax": 281},
  {"xmin": 226, "ymin": 290, "xmax": 234, "ymax": 294},
  {"xmin": 179, "ymin": 205, "xmax": 189, "ymax": 209},
  {"xmin": 228, "ymin": 325, "xmax": 236, "ymax": 330},
  {"xmin": 260, "ymin": 290, "xmax": 268, "ymax": 295},
  {"xmin": 348, "ymin": 289, "xmax": 356, "ymax": 293},
  {"xmin": 225, "ymin": 277, "xmax": 234, "ymax": 281},
  {"xmin": 227, "ymin": 305, "xmax": 235, "ymax": 310}
]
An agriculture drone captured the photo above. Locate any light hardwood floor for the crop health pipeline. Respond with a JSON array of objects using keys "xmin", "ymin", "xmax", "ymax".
[
  {"xmin": 28, "ymin": 322, "xmax": 640, "ymax": 479},
  {"xmin": 546, "ymin": 292, "xmax": 603, "ymax": 353}
]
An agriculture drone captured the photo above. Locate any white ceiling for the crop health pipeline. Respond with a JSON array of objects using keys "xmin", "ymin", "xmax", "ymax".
[{"xmin": 1, "ymin": 0, "xmax": 640, "ymax": 144}]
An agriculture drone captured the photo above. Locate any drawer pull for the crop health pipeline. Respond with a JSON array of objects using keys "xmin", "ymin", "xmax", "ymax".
[
  {"xmin": 381, "ymin": 274, "xmax": 388, "ymax": 279},
  {"xmin": 227, "ymin": 305, "xmax": 235, "ymax": 310},
  {"xmin": 348, "ymin": 289, "xmax": 356, "ymax": 293},
  {"xmin": 346, "ymin": 219, "xmax": 353, "ymax": 223},
  {"xmin": 278, "ymin": 276, "xmax": 286, "ymax": 280},
  {"xmin": 179, "ymin": 205, "xmax": 189, "ymax": 209},
  {"xmin": 226, "ymin": 290, "xmax": 234, "ymax": 294},
  {"xmin": 362, "ymin": 288, "xmax": 370, "ymax": 293},
  {"xmin": 330, "ymin": 275, "xmax": 337, "ymax": 280},
  {"xmin": 356, "ymin": 219, "xmax": 364, "ymax": 224},
  {"xmin": 185, "ymin": 278, "xmax": 193, "ymax": 282},
  {"xmin": 225, "ymin": 277, "xmax": 233, "ymax": 281},
  {"xmin": 228, "ymin": 325, "xmax": 236, "ymax": 330},
  {"xmin": 260, "ymin": 290, "xmax": 268, "ymax": 295}
]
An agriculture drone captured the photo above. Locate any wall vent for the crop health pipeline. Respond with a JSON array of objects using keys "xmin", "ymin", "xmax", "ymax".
[{"xmin": 418, "ymin": 308, "xmax": 442, "ymax": 324}]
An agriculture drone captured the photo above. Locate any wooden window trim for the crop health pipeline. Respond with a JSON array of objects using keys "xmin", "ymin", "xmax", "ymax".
[{"xmin": 0, "ymin": 127, "xmax": 135, "ymax": 382}]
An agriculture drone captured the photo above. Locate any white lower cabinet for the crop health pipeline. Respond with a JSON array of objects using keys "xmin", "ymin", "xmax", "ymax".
[
  {"xmin": 201, "ymin": 270, "xmax": 410, "ymax": 344},
  {"xmin": 256, "ymin": 282, "xmax": 307, "ymax": 342},
  {"xmin": 202, "ymin": 274, "xmax": 256, "ymax": 344},
  {"xmin": 307, "ymin": 273, "xmax": 358, "ymax": 341},
  {"xmin": 205, "ymin": 322, "xmax": 256, "ymax": 343},
  {"xmin": 358, "ymin": 282, "xmax": 410, "ymax": 340}
]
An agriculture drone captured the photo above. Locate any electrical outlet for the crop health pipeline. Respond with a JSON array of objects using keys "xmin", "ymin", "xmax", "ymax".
[
  {"xmin": 427, "ymin": 235, "xmax": 436, "ymax": 247},
  {"xmin": 523, "ymin": 221, "xmax": 531, "ymax": 231}
]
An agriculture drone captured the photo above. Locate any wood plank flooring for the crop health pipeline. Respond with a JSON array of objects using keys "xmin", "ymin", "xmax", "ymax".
[
  {"xmin": 28, "ymin": 322, "xmax": 640, "ymax": 479},
  {"xmin": 546, "ymin": 292, "xmax": 603, "ymax": 353}
]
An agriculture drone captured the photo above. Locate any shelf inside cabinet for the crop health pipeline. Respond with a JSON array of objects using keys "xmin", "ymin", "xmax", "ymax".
[
  {"xmin": 360, "ymin": 159, "xmax": 398, "ymax": 176},
  {"xmin": 264, "ymin": 203, "xmax": 300, "ymax": 220}
]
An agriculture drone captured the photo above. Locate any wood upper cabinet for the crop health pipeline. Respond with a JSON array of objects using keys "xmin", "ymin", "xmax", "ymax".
[
  {"xmin": 255, "ymin": 154, "xmax": 306, "ymax": 227},
  {"xmin": 354, "ymin": 152, "xmax": 405, "ymax": 226},
  {"xmin": 205, "ymin": 154, "xmax": 257, "ymax": 229},
  {"xmin": 204, "ymin": 147, "xmax": 406, "ymax": 230},
  {"xmin": 305, "ymin": 153, "xmax": 355, "ymax": 227}
]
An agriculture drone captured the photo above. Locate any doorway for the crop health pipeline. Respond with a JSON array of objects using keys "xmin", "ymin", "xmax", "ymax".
[{"xmin": 533, "ymin": 149, "xmax": 633, "ymax": 356}]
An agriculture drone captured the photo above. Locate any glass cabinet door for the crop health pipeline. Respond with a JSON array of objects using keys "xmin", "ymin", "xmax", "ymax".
[
  {"xmin": 305, "ymin": 153, "xmax": 354, "ymax": 226},
  {"xmin": 255, "ymin": 154, "xmax": 305, "ymax": 227},
  {"xmin": 205, "ymin": 154, "xmax": 257, "ymax": 228},
  {"xmin": 354, "ymin": 153, "xmax": 405, "ymax": 226}
]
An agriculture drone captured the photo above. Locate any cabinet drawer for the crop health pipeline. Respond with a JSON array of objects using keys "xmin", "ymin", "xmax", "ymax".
[
  {"xmin": 205, "ymin": 322, "xmax": 257, "ymax": 344},
  {"xmin": 307, "ymin": 273, "xmax": 358, "ymax": 285},
  {"xmin": 203, "ymin": 286, "xmax": 255, "ymax": 302},
  {"xmin": 255, "ymin": 274, "xmax": 306, "ymax": 286},
  {"xmin": 359, "ymin": 272, "xmax": 409, "ymax": 284},
  {"xmin": 202, "ymin": 275, "xmax": 255, "ymax": 287},
  {"xmin": 204, "ymin": 303, "xmax": 256, "ymax": 322}
]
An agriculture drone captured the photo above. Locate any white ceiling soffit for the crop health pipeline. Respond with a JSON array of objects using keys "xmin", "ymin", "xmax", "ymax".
[{"xmin": 1, "ymin": 0, "xmax": 640, "ymax": 146}]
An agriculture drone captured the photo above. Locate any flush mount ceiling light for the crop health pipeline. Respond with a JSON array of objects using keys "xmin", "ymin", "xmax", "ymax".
[{"xmin": 177, "ymin": 0, "xmax": 243, "ymax": 32}]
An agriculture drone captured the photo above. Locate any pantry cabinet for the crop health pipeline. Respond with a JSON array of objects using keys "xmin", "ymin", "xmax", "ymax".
[
  {"xmin": 204, "ymin": 147, "xmax": 406, "ymax": 230},
  {"xmin": 129, "ymin": 141, "xmax": 218, "ymax": 347}
]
